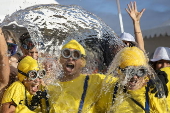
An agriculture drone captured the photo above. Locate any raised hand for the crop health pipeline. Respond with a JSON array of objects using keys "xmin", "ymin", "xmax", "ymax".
[{"xmin": 125, "ymin": 1, "xmax": 145, "ymax": 22}]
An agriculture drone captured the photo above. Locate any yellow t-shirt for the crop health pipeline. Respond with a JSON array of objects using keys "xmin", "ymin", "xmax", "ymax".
[
  {"xmin": 96, "ymin": 76, "xmax": 169, "ymax": 113},
  {"xmin": 47, "ymin": 74, "xmax": 105, "ymax": 113},
  {"xmin": 1, "ymin": 81, "xmax": 40, "ymax": 113}
]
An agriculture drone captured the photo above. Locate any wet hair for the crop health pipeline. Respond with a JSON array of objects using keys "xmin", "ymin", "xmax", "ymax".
[{"xmin": 19, "ymin": 32, "xmax": 31, "ymax": 44}]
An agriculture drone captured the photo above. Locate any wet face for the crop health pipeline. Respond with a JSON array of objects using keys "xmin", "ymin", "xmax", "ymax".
[
  {"xmin": 119, "ymin": 66, "xmax": 148, "ymax": 90},
  {"xmin": 27, "ymin": 47, "xmax": 39, "ymax": 60},
  {"xmin": 126, "ymin": 75, "xmax": 146, "ymax": 90},
  {"xmin": 21, "ymin": 47, "xmax": 38, "ymax": 60},
  {"xmin": 23, "ymin": 77, "xmax": 42, "ymax": 95},
  {"xmin": 60, "ymin": 49, "xmax": 85, "ymax": 78},
  {"xmin": 155, "ymin": 60, "xmax": 170, "ymax": 70}
]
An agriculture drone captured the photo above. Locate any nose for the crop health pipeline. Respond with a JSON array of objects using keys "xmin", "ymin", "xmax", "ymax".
[{"xmin": 68, "ymin": 56, "xmax": 74, "ymax": 61}]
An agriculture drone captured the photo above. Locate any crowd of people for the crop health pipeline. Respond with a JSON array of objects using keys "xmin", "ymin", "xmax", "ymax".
[{"xmin": 0, "ymin": 1, "xmax": 170, "ymax": 113}]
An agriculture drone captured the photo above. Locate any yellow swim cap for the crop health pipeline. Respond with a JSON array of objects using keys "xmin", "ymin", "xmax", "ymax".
[
  {"xmin": 62, "ymin": 40, "xmax": 86, "ymax": 56},
  {"xmin": 17, "ymin": 56, "xmax": 39, "ymax": 82},
  {"xmin": 119, "ymin": 47, "xmax": 148, "ymax": 68}
]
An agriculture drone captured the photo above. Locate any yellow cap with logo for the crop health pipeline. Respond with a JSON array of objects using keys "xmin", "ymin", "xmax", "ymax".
[
  {"xmin": 119, "ymin": 47, "xmax": 147, "ymax": 68},
  {"xmin": 17, "ymin": 56, "xmax": 39, "ymax": 82},
  {"xmin": 62, "ymin": 39, "xmax": 86, "ymax": 56}
]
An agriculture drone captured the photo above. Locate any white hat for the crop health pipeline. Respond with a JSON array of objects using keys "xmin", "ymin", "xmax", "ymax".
[
  {"xmin": 120, "ymin": 32, "xmax": 136, "ymax": 43},
  {"xmin": 150, "ymin": 47, "xmax": 170, "ymax": 62}
]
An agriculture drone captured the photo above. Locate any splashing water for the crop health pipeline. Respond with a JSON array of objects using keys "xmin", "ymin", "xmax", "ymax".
[
  {"xmin": 0, "ymin": 4, "xmax": 126, "ymax": 112},
  {"xmin": 1, "ymin": 4, "xmax": 125, "ymax": 76},
  {"xmin": 103, "ymin": 47, "xmax": 169, "ymax": 112},
  {"xmin": 1, "ymin": 4, "xmax": 169, "ymax": 113}
]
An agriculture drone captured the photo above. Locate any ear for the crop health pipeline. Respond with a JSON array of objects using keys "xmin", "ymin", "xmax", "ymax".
[{"xmin": 81, "ymin": 58, "xmax": 86, "ymax": 67}]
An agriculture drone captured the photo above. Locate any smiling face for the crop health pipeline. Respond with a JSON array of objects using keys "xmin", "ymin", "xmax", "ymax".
[{"xmin": 59, "ymin": 49, "xmax": 85, "ymax": 81}]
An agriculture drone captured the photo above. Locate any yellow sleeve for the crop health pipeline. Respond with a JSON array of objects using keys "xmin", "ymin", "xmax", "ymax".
[{"xmin": 1, "ymin": 81, "xmax": 25, "ymax": 105}]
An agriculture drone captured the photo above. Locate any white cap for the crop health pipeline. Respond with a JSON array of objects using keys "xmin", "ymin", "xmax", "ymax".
[
  {"xmin": 150, "ymin": 47, "xmax": 170, "ymax": 62},
  {"xmin": 120, "ymin": 32, "xmax": 136, "ymax": 43}
]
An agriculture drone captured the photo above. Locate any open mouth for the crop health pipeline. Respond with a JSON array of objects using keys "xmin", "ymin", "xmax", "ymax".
[
  {"xmin": 129, "ymin": 79, "xmax": 137, "ymax": 84},
  {"xmin": 127, "ymin": 78, "xmax": 138, "ymax": 88},
  {"xmin": 66, "ymin": 63, "xmax": 75, "ymax": 71}
]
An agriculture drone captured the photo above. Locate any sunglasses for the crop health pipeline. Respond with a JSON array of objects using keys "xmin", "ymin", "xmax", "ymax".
[
  {"xmin": 7, "ymin": 42, "xmax": 18, "ymax": 56},
  {"xmin": 119, "ymin": 66, "xmax": 148, "ymax": 77},
  {"xmin": 18, "ymin": 69, "xmax": 46, "ymax": 81},
  {"xmin": 61, "ymin": 48, "xmax": 85, "ymax": 60}
]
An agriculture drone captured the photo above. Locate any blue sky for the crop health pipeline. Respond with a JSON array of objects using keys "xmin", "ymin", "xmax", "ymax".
[{"xmin": 56, "ymin": 0, "xmax": 170, "ymax": 36}]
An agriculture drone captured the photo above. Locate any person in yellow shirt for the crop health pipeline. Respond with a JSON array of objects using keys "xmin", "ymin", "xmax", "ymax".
[
  {"xmin": 160, "ymin": 67, "xmax": 170, "ymax": 109},
  {"xmin": 1, "ymin": 56, "xmax": 47, "ymax": 113},
  {"xmin": 47, "ymin": 39, "xmax": 105, "ymax": 113},
  {"xmin": 96, "ymin": 47, "xmax": 169, "ymax": 113}
]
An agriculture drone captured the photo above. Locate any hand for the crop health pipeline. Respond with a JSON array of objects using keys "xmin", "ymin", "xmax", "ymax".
[
  {"xmin": 125, "ymin": 1, "xmax": 145, "ymax": 22},
  {"xmin": 148, "ymin": 70, "xmax": 168, "ymax": 98},
  {"xmin": 28, "ymin": 90, "xmax": 48, "ymax": 111},
  {"xmin": 156, "ymin": 70, "xmax": 168, "ymax": 97}
]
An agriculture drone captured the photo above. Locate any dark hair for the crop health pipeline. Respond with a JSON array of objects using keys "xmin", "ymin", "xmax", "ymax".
[
  {"xmin": 129, "ymin": 42, "xmax": 136, "ymax": 47},
  {"xmin": 149, "ymin": 61, "xmax": 156, "ymax": 70},
  {"xmin": 19, "ymin": 32, "xmax": 35, "ymax": 50},
  {"xmin": 19, "ymin": 32, "xmax": 31, "ymax": 44}
]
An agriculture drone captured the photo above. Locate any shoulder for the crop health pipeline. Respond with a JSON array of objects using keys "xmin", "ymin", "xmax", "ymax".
[
  {"xmin": 6, "ymin": 81, "xmax": 25, "ymax": 91},
  {"xmin": 89, "ymin": 73, "xmax": 106, "ymax": 79},
  {"xmin": 2, "ymin": 81, "xmax": 25, "ymax": 104},
  {"xmin": 161, "ymin": 67, "xmax": 170, "ymax": 75}
]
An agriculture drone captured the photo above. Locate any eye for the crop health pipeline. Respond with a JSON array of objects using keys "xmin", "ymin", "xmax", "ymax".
[
  {"xmin": 129, "ymin": 69, "xmax": 136, "ymax": 75},
  {"xmin": 38, "ymin": 70, "xmax": 46, "ymax": 78},
  {"xmin": 62, "ymin": 49, "xmax": 71, "ymax": 58},
  {"xmin": 137, "ymin": 69, "xmax": 146, "ymax": 77},
  {"xmin": 167, "ymin": 62, "xmax": 170, "ymax": 65},
  {"xmin": 73, "ymin": 50, "xmax": 81, "ymax": 59},
  {"xmin": 29, "ymin": 71, "xmax": 37, "ymax": 80}
]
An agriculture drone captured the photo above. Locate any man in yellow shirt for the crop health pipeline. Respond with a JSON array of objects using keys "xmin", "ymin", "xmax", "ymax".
[{"xmin": 47, "ymin": 39, "xmax": 105, "ymax": 113}]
